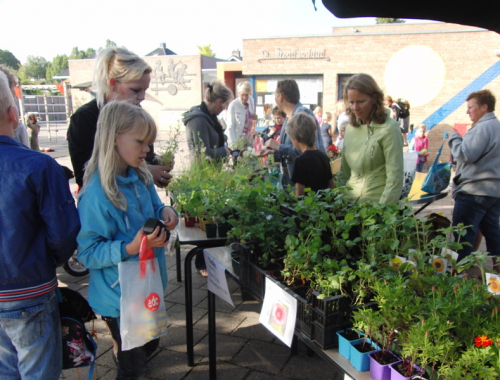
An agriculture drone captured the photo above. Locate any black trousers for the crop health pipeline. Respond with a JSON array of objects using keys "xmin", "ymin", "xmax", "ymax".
[{"xmin": 103, "ymin": 316, "xmax": 159, "ymax": 380}]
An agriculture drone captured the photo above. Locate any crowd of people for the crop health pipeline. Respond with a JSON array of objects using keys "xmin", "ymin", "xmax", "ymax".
[{"xmin": 1, "ymin": 42, "xmax": 500, "ymax": 379}]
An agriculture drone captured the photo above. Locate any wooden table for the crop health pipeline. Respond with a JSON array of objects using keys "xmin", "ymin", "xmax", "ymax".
[
  {"xmin": 175, "ymin": 219, "xmax": 227, "ymax": 282},
  {"xmin": 202, "ymin": 246, "xmax": 374, "ymax": 380}
]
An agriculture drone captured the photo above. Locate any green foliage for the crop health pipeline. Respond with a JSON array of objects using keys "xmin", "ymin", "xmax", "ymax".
[
  {"xmin": 0, "ymin": 49, "xmax": 21, "ymax": 70},
  {"xmin": 18, "ymin": 55, "xmax": 48, "ymax": 81},
  {"xmin": 155, "ymin": 122, "xmax": 182, "ymax": 168},
  {"xmin": 197, "ymin": 44, "xmax": 215, "ymax": 57},
  {"xmin": 376, "ymin": 17, "xmax": 406, "ymax": 24},
  {"xmin": 69, "ymin": 47, "xmax": 96, "ymax": 60},
  {"xmin": 45, "ymin": 54, "xmax": 69, "ymax": 83}
]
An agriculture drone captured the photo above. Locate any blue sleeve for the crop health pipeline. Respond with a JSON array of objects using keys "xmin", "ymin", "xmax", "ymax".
[
  {"xmin": 38, "ymin": 159, "xmax": 80, "ymax": 266},
  {"xmin": 77, "ymin": 188, "xmax": 127, "ymax": 269},
  {"xmin": 408, "ymin": 138, "xmax": 416, "ymax": 152}
]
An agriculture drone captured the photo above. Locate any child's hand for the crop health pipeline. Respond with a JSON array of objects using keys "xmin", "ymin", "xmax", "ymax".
[
  {"xmin": 162, "ymin": 207, "xmax": 179, "ymax": 230},
  {"xmin": 145, "ymin": 226, "xmax": 169, "ymax": 249},
  {"xmin": 126, "ymin": 227, "xmax": 168, "ymax": 256}
]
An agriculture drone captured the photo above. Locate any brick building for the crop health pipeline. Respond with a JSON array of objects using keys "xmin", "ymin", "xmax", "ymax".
[{"xmin": 226, "ymin": 22, "xmax": 500, "ymax": 162}]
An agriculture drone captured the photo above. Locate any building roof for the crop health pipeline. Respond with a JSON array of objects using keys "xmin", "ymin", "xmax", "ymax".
[
  {"xmin": 146, "ymin": 42, "xmax": 176, "ymax": 56},
  {"xmin": 53, "ymin": 68, "xmax": 70, "ymax": 79}
]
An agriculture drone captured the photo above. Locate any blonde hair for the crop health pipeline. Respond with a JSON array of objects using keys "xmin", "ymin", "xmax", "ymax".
[
  {"xmin": 343, "ymin": 73, "xmax": 387, "ymax": 126},
  {"xmin": 82, "ymin": 101, "xmax": 157, "ymax": 210},
  {"xmin": 237, "ymin": 81, "xmax": 252, "ymax": 95},
  {"xmin": 93, "ymin": 47, "xmax": 152, "ymax": 108},
  {"xmin": 416, "ymin": 123, "xmax": 427, "ymax": 133},
  {"xmin": 335, "ymin": 100, "xmax": 346, "ymax": 115},
  {"xmin": 205, "ymin": 80, "xmax": 233, "ymax": 107},
  {"xmin": 313, "ymin": 106, "xmax": 323, "ymax": 116},
  {"xmin": 325, "ymin": 111, "xmax": 332, "ymax": 122}
]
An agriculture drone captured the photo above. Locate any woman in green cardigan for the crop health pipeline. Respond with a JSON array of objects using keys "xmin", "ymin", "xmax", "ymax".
[{"xmin": 337, "ymin": 74, "xmax": 404, "ymax": 204}]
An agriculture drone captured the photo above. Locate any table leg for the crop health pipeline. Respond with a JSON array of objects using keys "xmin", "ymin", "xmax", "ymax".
[
  {"xmin": 208, "ymin": 290, "xmax": 217, "ymax": 380},
  {"xmin": 184, "ymin": 247, "xmax": 199, "ymax": 367},
  {"xmin": 176, "ymin": 243, "xmax": 182, "ymax": 282}
]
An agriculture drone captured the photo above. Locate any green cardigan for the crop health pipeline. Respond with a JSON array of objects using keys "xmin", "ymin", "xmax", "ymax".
[{"xmin": 337, "ymin": 111, "xmax": 404, "ymax": 204}]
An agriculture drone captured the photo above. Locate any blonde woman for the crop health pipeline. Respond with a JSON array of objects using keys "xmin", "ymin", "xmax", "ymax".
[
  {"xmin": 183, "ymin": 79, "xmax": 233, "ymax": 159},
  {"xmin": 67, "ymin": 47, "xmax": 171, "ymax": 190},
  {"xmin": 313, "ymin": 105, "xmax": 323, "ymax": 125},
  {"xmin": 77, "ymin": 101, "xmax": 178, "ymax": 378},
  {"xmin": 26, "ymin": 113, "xmax": 40, "ymax": 151},
  {"xmin": 225, "ymin": 81, "xmax": 255, "ymax": 148}
]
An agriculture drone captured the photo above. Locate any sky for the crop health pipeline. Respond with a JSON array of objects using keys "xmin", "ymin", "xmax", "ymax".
[{"xmin": 0, "ymin": 0, "xmax": 431, "ymax": 65}]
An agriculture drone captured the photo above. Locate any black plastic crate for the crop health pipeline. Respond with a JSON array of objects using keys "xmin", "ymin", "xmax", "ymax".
[
  {"xmin": 310, "ymin": 292, "xmax": 352, "ymax": 349},
  {"xmin": 238, "ymin": 244, "xmax": 266, "ymax": 301}
]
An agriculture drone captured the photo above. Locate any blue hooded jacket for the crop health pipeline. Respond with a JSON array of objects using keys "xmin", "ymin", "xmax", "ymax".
[{"xmin": 77, "ymin": 168, "xmax": 172, "ymax": 318}]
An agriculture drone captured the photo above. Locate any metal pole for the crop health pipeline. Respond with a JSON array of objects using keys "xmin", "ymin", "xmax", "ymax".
[
  {"xmin": 17, "ymin": 81, "xmax": 25, "ymax": 121},
  {"xmin": 44, "ymin": 93, "xmax": 51, "ymax": 141},
  {"xmin": 63, "ymin": 81, "xmax": 71, "ymax": 120}
]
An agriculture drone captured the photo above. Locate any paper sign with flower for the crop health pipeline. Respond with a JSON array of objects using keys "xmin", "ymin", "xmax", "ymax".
[
  {"xmin": 259, "ymin": 278, "xmax": 297, "ymax": 347},
  {"xmin": 486, "ymin": 273, "xmax": 500, "ymax": 295},
  {"xmin": 430, "ymin": 255, "xmax": 447, "ymax": 274},
  {"xmin": 441, "ymin": 248, "xmax": 459, "ymax": 272}
]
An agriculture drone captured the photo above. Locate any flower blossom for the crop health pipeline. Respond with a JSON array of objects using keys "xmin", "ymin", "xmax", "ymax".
[{"xmin": 475, "ymin": 334, "xmax": 493, "ymax": 348}]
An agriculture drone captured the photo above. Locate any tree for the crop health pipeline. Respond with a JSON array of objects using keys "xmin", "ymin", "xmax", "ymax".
[
  {"xmin": 18, "ymin": 55, "xmax": 48, "ymax": 80},
  {"xmin": 376, "ymin": 18, "xmax": 405, "ymax": 24},
  {"xmin": 197, "ymin": 44, "xmax": 215, "ymax": 57},
  {"xmin": 0, "ymin": 50, "xmax": 21, "ymax": 70},
  {"xmin": 69, "ymin": 47, "xmax": 96, "ymax": 60},
  {"xmin": 105, "ymin": 39, "xmax": 117, "ymax": 48},
  {"xmin": 45, "ymin": 54, "xmax": 69, "ymax": 82}
]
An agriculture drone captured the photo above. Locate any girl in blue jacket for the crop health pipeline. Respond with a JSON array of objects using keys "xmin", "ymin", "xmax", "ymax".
[{"xmin": 76, "ymin": 101, "xmax": 178, "ymax": 379}]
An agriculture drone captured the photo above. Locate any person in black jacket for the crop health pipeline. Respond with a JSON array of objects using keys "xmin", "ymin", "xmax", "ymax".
[
  {"xmin": 182, "ymin": 79, "xmax": 233, "ymax": 159},
  {"xmin": 67, "ymin": 47, "xmax": 172, "ymax": 189},
  {"xmin": 182, "ymin": 80, "xmax": 233, "ymax": 276}
]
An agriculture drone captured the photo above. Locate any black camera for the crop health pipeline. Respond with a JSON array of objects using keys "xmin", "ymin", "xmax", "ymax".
[{"xmin": 143, "ymin": 218, "xmax": 170, "ymax": 243}]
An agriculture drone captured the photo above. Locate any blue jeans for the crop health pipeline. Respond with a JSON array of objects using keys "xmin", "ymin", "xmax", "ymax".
[
  {"xmin": 453, "ymin": 193, "xmax": 500, "ymax": 261},
  {"xmin": 104, "ymin": 317, "xmax": 159, "ymax": 380},
  {"xmin": 0, "ymin": 290, "xmax": 61, "ymax": 380}
]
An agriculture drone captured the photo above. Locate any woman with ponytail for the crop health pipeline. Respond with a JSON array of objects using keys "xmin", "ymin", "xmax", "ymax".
[
  {"xmin": 182, "ymin": 79, "xmax": 233, "ymax": 159},
  {"xmin": 67, "ymin": 47, "xmax": 172, "ymax": 190}
]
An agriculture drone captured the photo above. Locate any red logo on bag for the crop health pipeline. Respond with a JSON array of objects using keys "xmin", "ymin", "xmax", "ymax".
[{"xmin": 144, "ymin": 293, "xmax": 160, "ymax": 311}]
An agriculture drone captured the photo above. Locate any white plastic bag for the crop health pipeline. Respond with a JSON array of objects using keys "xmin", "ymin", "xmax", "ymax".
[
  {"xmin": 400, "ymin": 152, "xmax": 418, "ymax": 200},
  {"xmin": 118, "ymin": 236, "xmax": 167, "ymax": 351}
]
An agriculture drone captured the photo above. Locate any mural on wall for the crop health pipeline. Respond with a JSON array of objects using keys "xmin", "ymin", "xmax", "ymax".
[
  {"xmin": 150, "ymin": 59, "xmax": 196, "ymax": 96},
  {"xmin": 384, "ymin": 46, "xmax": 446, "ymax": 108}
]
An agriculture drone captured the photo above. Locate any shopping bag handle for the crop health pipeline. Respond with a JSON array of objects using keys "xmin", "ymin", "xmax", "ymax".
[
  {"xmin": 431, "ymin": 131, "xmax": 449, "ymax": 167},
  {"xmin": 139, "ymin": 234, "xmax": 156, "ymax": 278}
]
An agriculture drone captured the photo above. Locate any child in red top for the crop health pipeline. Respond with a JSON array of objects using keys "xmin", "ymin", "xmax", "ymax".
[{"xmin": 408, "ymin": 123, "xmax": 429, "ymax": 172}]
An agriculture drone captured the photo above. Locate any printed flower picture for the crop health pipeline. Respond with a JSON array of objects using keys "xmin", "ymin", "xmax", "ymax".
[
  {"xmin": 486, "ymin": 273, "xmax": 500, "ymax": 295},
  {"xmin": 430, "ymin": 255, "xmax": 447, "ymax": 274},
  {"xmin": 391, "ymin": 256, "xmax": 405, "ymax": 269},
  {"xmin": 269, "ymin": 301, "xmax": 289, "ymax": 336}
]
